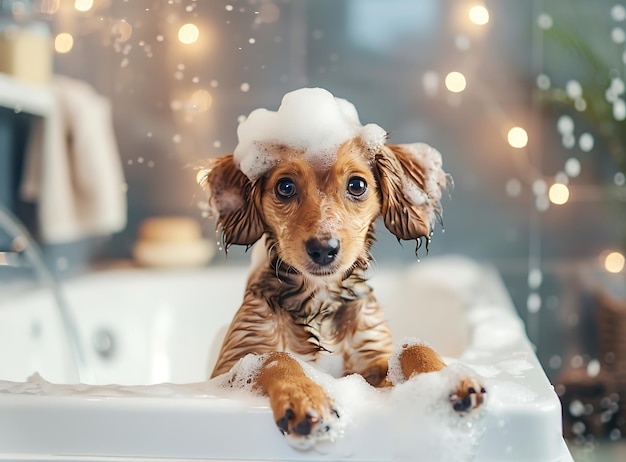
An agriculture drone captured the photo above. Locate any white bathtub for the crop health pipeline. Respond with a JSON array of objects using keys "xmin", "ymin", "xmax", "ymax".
[{"xmin": 0, "ymin": 256, "xmax": 571, "ymax": 461}]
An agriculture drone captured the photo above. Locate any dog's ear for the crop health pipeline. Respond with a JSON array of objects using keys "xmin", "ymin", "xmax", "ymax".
[
  {"xmin": 373, "ymin": 143, "xmax": 449, "ymax": 242},
  {"xmin": 198, "ymin": 154, "xmax": 265, "ymax": 250}
]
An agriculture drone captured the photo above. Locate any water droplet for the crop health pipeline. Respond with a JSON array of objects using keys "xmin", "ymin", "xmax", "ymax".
[
  {"xmin": 213, "ymin": 140, "xmax": 222, "ymax": 148},
  {"xmin": 210, "ymin": 79, "xmax": 219, "ymax": 88},
  {"xmin": 609, "ymin": 429, "xmax": 621, "ymax": 441},
  {"xmin": 240, "ymin": 82, "xmax": 250, "ymax": 92},
  {"xmin": 248, "ymin": 37, "xmax": 256, "ymax": 44},
  {"xmin": 156, "ymin": 34, "xmax": 164, "ymax": 42},
  {"xmin": 146, "ymin": 132, "xmax": 152, "ymax": 138},
  {"xmin": 615, "ymin": 172, "xmax": 625, "ymax": 185},
  {"xmin": 225, "ymin": 5, "xmax": 233, "ymax": 12},
  {"xmin": 237, "ymin": 115, "xmax": 246, "ymax": 123},
  {"xmin": 312, "ymin": 29, "xmax": 324, "ymax": 40},
  {"xmin": 172, "ymin": 134, "xmax": 181, "ymax": 143}
]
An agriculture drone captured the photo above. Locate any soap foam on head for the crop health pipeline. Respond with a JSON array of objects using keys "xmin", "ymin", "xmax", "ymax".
[{"xmin": 233, "ymin": 88, "xmax": 387, "ymax": 180}]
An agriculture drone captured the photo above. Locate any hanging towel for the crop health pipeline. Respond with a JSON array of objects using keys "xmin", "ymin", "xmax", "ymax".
[{"xmin": 20, "ymin": 76, "xmax": 127, "ymax": 243}]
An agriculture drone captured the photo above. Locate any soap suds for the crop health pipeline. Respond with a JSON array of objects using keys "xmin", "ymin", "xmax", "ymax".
[{"xmin": 233, "ymin": 88, "xmax": 387, "ymax": 180}]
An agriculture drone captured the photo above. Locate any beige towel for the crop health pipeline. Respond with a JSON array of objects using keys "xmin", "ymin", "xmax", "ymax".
[{"xmin": 21, "ymin": 76, "xmax": 127, "ymax": 243}]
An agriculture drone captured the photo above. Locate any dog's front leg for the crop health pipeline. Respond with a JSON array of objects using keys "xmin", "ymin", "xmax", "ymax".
[
  {"xmin": 395, "ymin": 342, "xmax": 486, "ymax": 413},
  {"xmin": 254, "ymin": 352, "xmax": 339, "ymax": 447}
]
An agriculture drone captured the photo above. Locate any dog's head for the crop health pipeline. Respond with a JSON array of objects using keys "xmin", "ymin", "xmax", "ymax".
[
  {"xmin": 201, "ymin": 89, "xmax": 447, "ymax": 278},
  {"xmin": 199, "ymin": 139, "xmax": 448, "ymax": 280}
]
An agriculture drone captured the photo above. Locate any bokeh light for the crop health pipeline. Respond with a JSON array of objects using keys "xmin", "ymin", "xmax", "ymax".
[
  {"xmin": 469, "ymin": 5, "xmax": 490, "ymax": 25},
  {"xmin": 54, "ymin": 33, "xmax": 74, "ymax": 53},
  {"xmin": 548, "ymin": 183, "xmax": 569, "ymax": 205},
  {"xmin": 74, "ymin": 0, "xmax": 93, "ymax": 12},
  {"xmin": 444, "ymin": 71, "xmax": 466, "ymax": 93},
  {"xmin": 507, "ymin": 126, "xmax": 528, "ymax": 148},
  {"xmin": 178, "ymin": 23, "xmax": 199, "ymax": 44},
  {"xmin": 604, "ymin": 251, "xmax": 625, "ymax": 273},
  {"xmin": 189, "ymin": 89, "xmax": 212, "ymax": 112}
]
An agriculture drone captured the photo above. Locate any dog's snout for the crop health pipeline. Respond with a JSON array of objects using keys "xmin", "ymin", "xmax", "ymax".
[{"xmin": 306, "ymin": 238, "xmax": 340, "ymax": 265}]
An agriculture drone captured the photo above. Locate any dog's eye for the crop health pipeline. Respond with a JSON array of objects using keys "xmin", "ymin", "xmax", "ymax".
[
  {"xmin": 275, "ymin": 178, "xmax": 297, "ymax": 199},
  {"xmin": 347, "ymin": 177, "xmax": 368, "ymax": 197}
]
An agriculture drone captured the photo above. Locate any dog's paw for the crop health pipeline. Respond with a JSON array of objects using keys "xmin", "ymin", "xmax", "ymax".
[
  {"xmin": 449, "ymin": 376, "xmax": 487, "ymax": 413},
  {"xmin": 271, "ymin": 380, "xmax": 340, "ymax": 449}
]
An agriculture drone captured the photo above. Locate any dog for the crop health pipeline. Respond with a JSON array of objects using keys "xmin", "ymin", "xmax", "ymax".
[{"xmin": 199, "ymin": 88, "xmax": 485, "ymax": 448}]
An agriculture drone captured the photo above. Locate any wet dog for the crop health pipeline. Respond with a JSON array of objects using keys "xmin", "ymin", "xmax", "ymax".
[{"xmin": 199, "ymin": 89, "xmax": 485, "ymax": 448}]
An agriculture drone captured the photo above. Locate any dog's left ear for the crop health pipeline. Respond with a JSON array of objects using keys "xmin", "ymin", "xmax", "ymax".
[
  {"xmin": 373, "ymin": 143, "xmax": 449, "ymax": 241},
  {"xmin": 198, "ymin": 154, "xmax": 265, "ymax": 251}
]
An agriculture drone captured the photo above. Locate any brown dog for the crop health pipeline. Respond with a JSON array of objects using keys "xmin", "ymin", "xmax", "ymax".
[{"xmin": 200, "ymin": 89, "xmax": 485, "ymax": 448}]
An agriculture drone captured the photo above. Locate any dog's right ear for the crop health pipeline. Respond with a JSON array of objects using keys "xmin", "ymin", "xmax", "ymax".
[{"xmin": 198, "ymin": 154, "xmax": 265, "ymax": 250}]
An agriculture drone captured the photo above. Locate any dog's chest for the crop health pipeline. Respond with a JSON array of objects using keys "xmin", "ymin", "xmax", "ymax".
[{"xmin": 279, "ymin": 285, "xmax": 369, "ymax": 376}]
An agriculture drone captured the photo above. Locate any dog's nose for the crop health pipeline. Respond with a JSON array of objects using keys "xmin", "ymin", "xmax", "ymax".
[{"xmin": 305, "ymin": 238, "xmax": 340, "ymax": 265}]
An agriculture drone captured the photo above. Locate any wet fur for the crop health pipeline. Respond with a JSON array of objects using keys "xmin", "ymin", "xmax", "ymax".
[{"xmin": 201, "ymin": 138, "xmax": 484, "ymax": 445}]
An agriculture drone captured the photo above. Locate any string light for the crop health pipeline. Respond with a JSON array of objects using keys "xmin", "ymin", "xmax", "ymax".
[
  {"xmin": 74, "ymin": 0, "xmax": 93, "ymax": 12},
  {"xmin": 178, "ymin": 23, "xmax": 199, "ymax": 44},
  {"xmin": 444, "ymin": 71, "xmax": 466, "ymax": 92},
  {"xmin": 469, "ymin": 5, "xmax": 490, "ymax": 25},
  {"xmin": 54, "ymin": 33, "xmax": 74, "ymax": 53},
  {"xmin": 548, "ymin": 183, "xmax": 569, "ymax": 205},
  {"xmin": 604, "ymin": 251, "xmax": 625, "ymax": 273},
  {"xmin": 507, "ymin": 127, "xmax": 528, "ymax": 148}
]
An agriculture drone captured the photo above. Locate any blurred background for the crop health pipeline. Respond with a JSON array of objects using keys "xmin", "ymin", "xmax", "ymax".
[{"xmin": 1, "ymin": 0, "xmax": 626, "ymax": 459}]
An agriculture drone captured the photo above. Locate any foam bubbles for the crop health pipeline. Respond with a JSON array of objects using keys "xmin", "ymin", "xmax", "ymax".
[{"xmin": 233, "ymin": 88, "xmax": 387, "ymax": 180}]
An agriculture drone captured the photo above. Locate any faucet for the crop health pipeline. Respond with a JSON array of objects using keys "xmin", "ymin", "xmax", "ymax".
[{"xmin": 0, "ymin": 204, "xmax": 93, "ymax": 383}]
